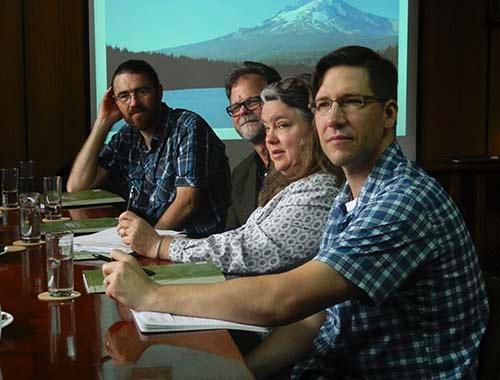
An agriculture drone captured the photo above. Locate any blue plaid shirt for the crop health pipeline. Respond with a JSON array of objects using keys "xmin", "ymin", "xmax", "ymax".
[
  {"xmin": 99, "ymin": 103, "xmax": 231, "ymax": 235},
  {"xmin": 292, "ymin": 141, "xmax": 489, "ymax": 379}
]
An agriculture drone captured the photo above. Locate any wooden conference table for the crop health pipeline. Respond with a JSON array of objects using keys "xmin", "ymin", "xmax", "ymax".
[{"xmin": 0, "ymin": 206, "xmax": 254, "ymax": 379}]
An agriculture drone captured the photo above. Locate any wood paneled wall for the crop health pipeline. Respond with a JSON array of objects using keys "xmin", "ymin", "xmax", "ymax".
[
  {"xmin": 418, "ymin": 0, "xmax": 490, "ymax": 163},
  {"xmin": 0, "ymin": 0, "xmax": 87, "ymax": 180},
  {"xmin": 0, "ymin": 0, "xmax": 26, "ymax": 166}
]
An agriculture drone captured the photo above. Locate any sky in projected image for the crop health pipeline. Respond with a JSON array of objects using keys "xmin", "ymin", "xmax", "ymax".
[
  {"xmin": 106, "ymin": 0, "xmax": 398, "ymax": 51},
  {"xmin": 97, "ymin": 0, "xmax": 404, "ymax": 140}
]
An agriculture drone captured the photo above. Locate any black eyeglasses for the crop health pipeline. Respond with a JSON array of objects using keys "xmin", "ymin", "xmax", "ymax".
[
  {"xmin": 226, "ymin": 96, "xmax": 263, "ymax": 117},
  {"xmin": 309, "ymin": 94, "xmax": 389, "ymax": 115}
]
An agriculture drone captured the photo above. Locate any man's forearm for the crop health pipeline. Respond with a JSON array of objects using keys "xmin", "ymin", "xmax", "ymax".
[
  {"xmin": 154, "ymin": 187, "xmax": 199, "ymax": 230},
  {"xmin": 67, "ymin": 119, "xmax": 112, "ymax": 191},
  {"xmin": 142, "ymin": 275, "xmax": 289, "ymax": 325},
  {"xmin": 246, "ymin": 312, "xmax": 326, "ymax": 379}
]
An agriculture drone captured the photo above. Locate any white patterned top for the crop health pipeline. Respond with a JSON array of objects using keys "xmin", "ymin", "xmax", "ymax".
[{"xmin": 168, "ymin": 172, "xmax": 341, "ymax": 275}]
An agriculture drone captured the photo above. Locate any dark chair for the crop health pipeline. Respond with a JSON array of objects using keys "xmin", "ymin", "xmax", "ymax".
[{"xmin": 478, "ymin": 272, "xmax": 500, "ymax": 380}]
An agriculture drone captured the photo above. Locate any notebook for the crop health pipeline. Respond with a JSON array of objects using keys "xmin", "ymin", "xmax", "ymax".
[
  {"xmin": 62, "ymin": 189, "xmax": 124, "ymax": 207},
  {"xmin": 131, "ymin": 310, "xmax": 268, "ymax": 334},
  {"xmin": 82, "ymin": 261, "xmax": 225, "ymax": 294}
]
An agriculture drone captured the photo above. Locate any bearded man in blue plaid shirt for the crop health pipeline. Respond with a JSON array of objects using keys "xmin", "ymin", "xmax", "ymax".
[
  {"xmin": 100, "ymin": 47, "xmax": 489, "ymax": 379},
  {"xmin": 67, "ymin": 60, "xmax": 230, "ymax": 236}
]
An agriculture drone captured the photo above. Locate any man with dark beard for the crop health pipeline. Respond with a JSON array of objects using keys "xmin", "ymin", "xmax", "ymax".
[
  {"xmin": 224, "ymin": 62, "xmax": 281, "ymax": 230},
  {"xmin": 67, "ymin": 60, "xmax": 230, "ymax": 236}
]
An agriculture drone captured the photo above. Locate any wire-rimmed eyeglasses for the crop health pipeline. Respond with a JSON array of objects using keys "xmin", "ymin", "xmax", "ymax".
[
  {"xmin": 114, "ymin": 87, "xmax": 153, "ymax": 104},
  {"xmin": 309, "ymin": 94, "xmax": 389, "ymax": 115}
]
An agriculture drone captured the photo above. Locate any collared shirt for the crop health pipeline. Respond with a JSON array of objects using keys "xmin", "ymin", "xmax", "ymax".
[
  {"xmin": 292, "ymin": 141, "xmax": 489, "ymax": 379},
  {"xmin": 98, "ymin": 103, "xmax": 231, "ymax": 235}
]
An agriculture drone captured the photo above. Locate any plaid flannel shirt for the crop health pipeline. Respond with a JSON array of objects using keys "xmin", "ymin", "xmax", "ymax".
[
  {"xmin": 292, "ymin": 141, "xmax": 489, "ymax": 379},
  {"xmin": 99, "ymin": 103, "xmax": 230, "ymax": 235}
]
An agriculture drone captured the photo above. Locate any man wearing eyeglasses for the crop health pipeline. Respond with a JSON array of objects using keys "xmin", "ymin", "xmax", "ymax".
[
  {"xmin": 102, "ymin": 47, "xmax": 488, "ymax": 379},
  {"xmin": 67, "ymin": 59, "xmax": 231, "ymax": 236},
  {"xmin": 223, "ymin": 62, "xmax": 281, "ymax": 230}
]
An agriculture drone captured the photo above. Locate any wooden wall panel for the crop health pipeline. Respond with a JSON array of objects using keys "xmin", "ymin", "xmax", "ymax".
[
  {"xmin": 488, "ymin": 27, "xmax": 500, "ymax": 155},
  {"xmin": 0, "ymin": 0, "xmax": 26, "ymax": 167},
  {"xmin": 418, "ymin": 0, "xmax": 489, "ymax": 164},
  {"xmin": 23, "ymin": 0, "xmax": 87, "ymax": 179}
]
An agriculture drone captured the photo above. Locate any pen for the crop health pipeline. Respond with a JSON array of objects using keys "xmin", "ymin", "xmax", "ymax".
[
  {"xmin": 126, "ymin": 185, "xmax": 135, "ymax": 211},
  {"xmin": 91, "ymin": 253, "xmax": 156, "ymax": 277}
]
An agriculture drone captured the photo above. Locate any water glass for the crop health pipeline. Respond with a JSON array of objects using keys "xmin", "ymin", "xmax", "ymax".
[
  {"xmin": 19, "ymin": 193, "xmax": 41, "ymax": 243},
  {"xmin": 1, "ymin": 168, "xmax": 19, "ymax": 207},
  {"xmin": 19, "ymin": 160, "xmax": 35, "ymax": 193},
  {"xmin": 43, "ymin": 176, "xmax": 62, "ymax": 220},
  {"xmin": 46, "ymin": 232, "xmax": 74, "ymax": 297}
]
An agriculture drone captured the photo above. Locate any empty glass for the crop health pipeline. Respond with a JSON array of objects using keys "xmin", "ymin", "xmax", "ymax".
[
  {"xmin": 1, "ymin": 168, "xmax": 19, "ymax": 208},
  {"xmin": 19, "ymin": 160, "xmax": 35, "ymax": 193},
  {"xmin": 43, "ymin": 176, "xmax": 62, "ymax": 220}
]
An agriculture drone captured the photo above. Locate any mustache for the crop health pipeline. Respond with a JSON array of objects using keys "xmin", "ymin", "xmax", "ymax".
[
  {"xmin": 239, "ymin": 115, "xmax": 261, "ymax": 125},
  {"xmin": 129, "ymin": 105, "xmax": 147, "ymax": 114}
]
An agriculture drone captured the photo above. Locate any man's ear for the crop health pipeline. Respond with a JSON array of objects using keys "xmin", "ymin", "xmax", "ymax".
[
  {"xmin": 158, "ymin": 84, "xmax": 164, "ymax": 100},
  {"xmin": 384, "ymin": 100, "xmax": 398, "ymax": 130}
]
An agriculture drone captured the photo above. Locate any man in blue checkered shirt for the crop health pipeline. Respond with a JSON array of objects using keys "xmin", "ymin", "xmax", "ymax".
[
  {"xmin": 67, "ymin": 60, "xmax": 230, "ymax": 236},
  {"xmin": 101, "ymin": 47, "xmax": 489, "ymax": 379}
]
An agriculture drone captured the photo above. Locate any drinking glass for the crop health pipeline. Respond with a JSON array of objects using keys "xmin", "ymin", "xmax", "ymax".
[
  {"xmin": 19, "ymin": 193, "xmax": 41, "ymax": 243},
  {"xmin": 43, "ymin": 176, "xmax": 62, "ymax": 220},
  {"xmin": 1, "ymin": 168, "xmax": 19, "ymax": 208},
  {"xmin": 19, "ymin": 160, "xmax": 35, "ymax": 193},
  {"xmin": 46, "ymin": 232, "xmax": 74, "ymax": 297}
]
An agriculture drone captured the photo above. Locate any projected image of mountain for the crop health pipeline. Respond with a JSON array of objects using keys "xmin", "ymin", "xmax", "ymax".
[{"xmin": 157, "ymin": 0, "xmax": 398, "ymax": 65}]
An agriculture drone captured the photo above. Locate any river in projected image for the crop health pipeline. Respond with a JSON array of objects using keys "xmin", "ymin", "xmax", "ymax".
[
  {"xmin": 164, "ymin": 87, "xmax": 232, "ymax": 131},
  {"xmin": 107, "ymin": 87, "xmax": 234, "ymax": 142}
]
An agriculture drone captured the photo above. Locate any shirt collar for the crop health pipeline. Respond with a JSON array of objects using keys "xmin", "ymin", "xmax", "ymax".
[{"xmin": 337, "ymin": 140, "xmax": 406, "ymax": 208}]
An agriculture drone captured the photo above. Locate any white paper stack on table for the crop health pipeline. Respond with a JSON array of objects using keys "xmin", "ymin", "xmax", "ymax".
[{"xmin": 73, "ymin": 227, "xmax": 184, "ymax": 255}]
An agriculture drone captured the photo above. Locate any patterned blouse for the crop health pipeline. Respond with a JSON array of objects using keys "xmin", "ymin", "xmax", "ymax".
[{"xmin": 168, "ymin": 172, "xmax": 342, "ymax": 275}]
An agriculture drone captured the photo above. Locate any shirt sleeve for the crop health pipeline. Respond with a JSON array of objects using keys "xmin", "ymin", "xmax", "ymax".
[
  {"xmin": 169, "ymin": 174, "xmax": 339, "ymax": 274},
  {"xmin": 316, "ymin": 188, "xmax": 434, "ymax": 305},
  {"xmin": 173, "ymin": 113, "xmax": 210, "ymax": 188}
]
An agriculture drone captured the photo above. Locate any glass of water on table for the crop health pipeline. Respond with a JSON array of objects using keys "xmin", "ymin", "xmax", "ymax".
[
  {"xmin": 19, "ymin": 192, "xmax": 41, "ymax": 243},
  {"xmin": 46, "ymin": 232, "xmax": 74, "ymax": 297}
]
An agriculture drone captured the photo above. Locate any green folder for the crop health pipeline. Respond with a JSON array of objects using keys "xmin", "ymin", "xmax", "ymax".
[
  {"xmin": 62, "ymin": 189, "xmax": 124, "ymax": 207},
  {"xmin": 40, "ymin": 217, "xmax": 118, "ymax": 235},
  {"xmin": 83, "ymin": 261, "xmax": 225, "ymax": 294}
]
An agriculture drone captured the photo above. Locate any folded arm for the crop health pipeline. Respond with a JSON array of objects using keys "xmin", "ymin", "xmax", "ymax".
[
  {"xmin": 154, "ymin": 186, "xmax": 200, "ymax": 230},
  {"xmin": 67, "ymin": 87, "xmax": 120, "ymax": 191}
]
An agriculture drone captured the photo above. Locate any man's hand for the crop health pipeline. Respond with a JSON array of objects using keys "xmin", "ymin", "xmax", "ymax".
[
  {"xmin": 118, "ymin": 211, "xmax": 161, "ymax": 258},
  {"xmin": 102, "ymin": 250, "xmax": 159, "ymax": 310},
  {"xmin": 97, "ymin": 87, "xmax": 123, "ymax": 126}
]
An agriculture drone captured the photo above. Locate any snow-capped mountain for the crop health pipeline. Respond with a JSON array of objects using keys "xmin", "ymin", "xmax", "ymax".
[{"xmin": 158, "ymin": 0, "xmax": 398, "ymax": 64}]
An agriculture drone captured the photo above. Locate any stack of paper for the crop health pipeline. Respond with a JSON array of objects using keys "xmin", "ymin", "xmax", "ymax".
[
  {"xmin": 74, "ymin": 227, "xmax": 183, "ymax": 254},
  {"xmin": 132, "ymin": 310, "xmax": 269, "ymax": 333}
]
